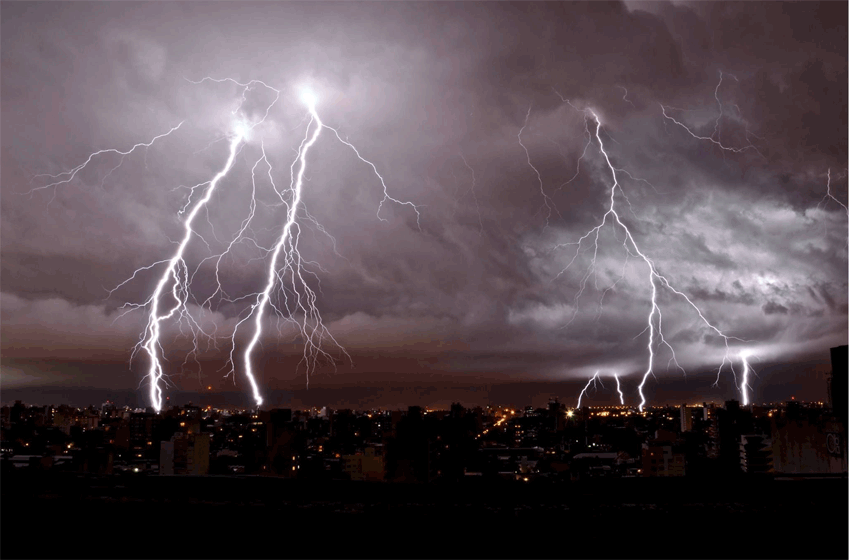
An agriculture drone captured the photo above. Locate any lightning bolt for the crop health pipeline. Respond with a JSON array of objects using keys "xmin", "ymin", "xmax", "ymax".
[
  {"xmin": 577, "ymin": 371, "xmax": 625, "ymax": 408},
  {"xmin": 577, "ymin": 371, "xmax": 603, "ymax": 409},
  {"xmin": 539, "ymin": 94, "xmax": 746, "ymax": 412},
  {"xmin": 819, "ymin": 168, "xmax": 849, "ymax": 215},
  {"xmin": 660, "ymin": 71, "xmax": 766, "ymax": 159},
  {"xmin": 739, "ymin": 352, "xmax": 751, "ymax": 406},
  {"xmin": 519, "ymin": 105, "xmax": 563, "ymax": 229},
  {"xmin": 44, "ymin": 77, "xmax": 420, "ymax": 411},
  {"xmin": 235, "ymin": 90, "xmax": 338, "ymax": 406},
  {"xmin": 197, "ymin": 83, "xmax": 419, "ymax": 409},
  {"xmin": 616, "ymin": 85, "xmax": 636, "ymax": 108},
  {"xmin": 139, "ymin": 133, "xmax": 244, "ymax": 411},
  {"xmin": 613, "ymin": 373, "xmax": 624, "ymax": 405},
  {"xmin": 26, "ymin": 122, "xmax": 185, "ymax": 205}
]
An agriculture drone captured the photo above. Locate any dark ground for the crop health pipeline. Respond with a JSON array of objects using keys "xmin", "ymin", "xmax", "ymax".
[{"xmin": 1, "ymin": 469, "xmax": 847, "ymax": 559}]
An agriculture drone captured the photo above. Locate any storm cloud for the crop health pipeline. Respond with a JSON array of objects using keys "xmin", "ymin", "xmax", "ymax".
[{"xmin": 1, "ymin": 1, "xmax": 846, "ymax": 406}]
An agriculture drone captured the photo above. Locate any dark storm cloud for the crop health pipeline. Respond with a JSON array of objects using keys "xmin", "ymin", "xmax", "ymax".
[
  {"xmin": 762, "ymin": 301, "xmax": 789, "ymax": 316},
  {"xmin": 1, "ymin": 2, "xmax": 845, "ymax": 405}
]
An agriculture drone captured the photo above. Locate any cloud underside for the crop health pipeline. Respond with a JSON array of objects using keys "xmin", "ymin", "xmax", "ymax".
[{"xmin": 0, "ymin": 1, "xmax": 846, "ymax": 396}]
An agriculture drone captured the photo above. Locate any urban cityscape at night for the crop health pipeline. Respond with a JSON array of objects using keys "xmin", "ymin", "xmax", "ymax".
[
  {"xmin": 1, "ymin": 1, "xmax": 847, "ymax": 558},
  {"xmin": 2, "ymin": 345, "xmax": 847, "ymax": 558}
]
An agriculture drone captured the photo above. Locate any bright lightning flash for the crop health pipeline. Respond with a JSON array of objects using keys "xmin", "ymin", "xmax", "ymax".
[
  {"xmin": 739, "ymin": 352, "xmax": 751, "ymax": 406},
  {"xmin": 538, "ymin": 92, "xmax": 747, "ymax": 412},
  {"xmin": 46, "ymin": 77, "xmax": 420, "ymax": 411},
  {"xmin": 576, "ymin": 371, "xmax": 624, "ymax": 407},
  {"xmin": 299, "ymin": 87, "xmax": 318, "ymax": 109},
  {"xmin": 613, "ymin": 373, "xmax": 625, "ymax": 405},
  {"xmin": 577, "ymin": 371, "xmax": 603, "ymax": 409}
]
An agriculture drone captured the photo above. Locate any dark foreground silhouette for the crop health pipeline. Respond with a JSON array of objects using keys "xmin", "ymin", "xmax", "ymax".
[{"xmin": 2, "ymin": 469, "xmax": 847, "ymax": 559}]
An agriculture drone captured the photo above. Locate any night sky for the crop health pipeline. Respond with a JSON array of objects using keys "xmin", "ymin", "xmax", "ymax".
[{"xmin": 1, "ymin": 1, "xmax": 847, "ymax": 409}]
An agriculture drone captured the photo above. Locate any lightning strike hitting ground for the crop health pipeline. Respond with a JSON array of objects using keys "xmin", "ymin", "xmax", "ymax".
[
  {"xmin": 139, "ymin": 134, "xmax": 244, "ymax": 411},
  {"xmin": 576, "ymin": 372, "xmax": 625, "ymax": 408},
  {"xmin": 577, "ymin": 371, "xmax": 603, "ymax": 409},
  {"xmin": 237, "ymin": 89, "xmax": 338, "ymax": 406},
  {"xmin": 44, "ymin": 78, "xmax": 419, "ymax": 411},
  {"xmin": 739, "ymin": 352, "xmax": 752, "ymax": 406},
  {"xmin": 613, "ymin": 373, "xmax": 625, "ymax": 405},
  {"xmin": 535, "ymin": 93, "xmax": 747, "ymax": 411}
]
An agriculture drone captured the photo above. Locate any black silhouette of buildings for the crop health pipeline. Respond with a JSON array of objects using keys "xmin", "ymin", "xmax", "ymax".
[
  {"xmin": 770, "ymin": 401, "xmax": 847, "ymax": 475},
  {"xmin": 385, "ymin": 406, "xmax": 437, "ymax": 482},
  {"xmin": 828, "ymin": 345, "xmax": 847, "ymax": 426},
  {"xmin": 129, "ymin": 412, "xmax": 161, "ymax": 462},
  {"xmin": 160, "ymin": 432, "xmax": 210, "ymax": 475},
  {"xmin": 265, "ymin": 408, "xmax": 297, "ymax": 477},
  {"xmin": 739, "ymin": 434, "xmax": 772, "ymax": 474},
  {"xmin": 714, "ymin": 400, "xmax": 748, "ymax": 474}
]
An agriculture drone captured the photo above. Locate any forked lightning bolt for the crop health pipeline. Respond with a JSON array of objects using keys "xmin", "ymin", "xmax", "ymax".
[
  {"xmin": 26, "ymin": 122, "xmax": 185, "ymax": 203},
  {"xmin": 613, "ymin": 373, "xmax": 624, "ymax": 405},
  {"xmin": 41, "ymin": 78, "xmax": 419, "ymax": 411},
  {"xmin": 739, "ymin": 352, "xmax": 751, "ymax": 406},
  {"xmin": 140, "ymin": 134, "xmax": 244, "ymax": 411},
  {"xmin": 520, "ymin": 106, "xmax": 563, "ymax": 229},
  {"xmin": 576, "ymin": 371, "xmax": 624, "ymax": 408},
  {"xmin": 577, "ymin": 371, "xmax": 603, "ymax": 409},
  {"xmin": 536, "ymin": 93, "xmax": 747, "ymax": 411},
  {"xmin": 660, "ymin": 71, "xmax": 766, "ymax": 159},
  {"xmin": 819, "ymin": 168, "xmax": 849, "ymax": 216}
]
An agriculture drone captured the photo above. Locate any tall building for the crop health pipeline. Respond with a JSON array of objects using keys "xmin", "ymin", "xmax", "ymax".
[
  {"xmin": 450, "ymin": 403, "xmax": 465, "ymax": 420},
  {"xmin": 828, "ymin": 345, "xmax": 847, "ymax": 424},
  {"xmin": 713, "ymin": 400, "xmax": 756, "ymax": 474},
  {"xmin": 342, "ymin": 447, "xmax": 386, "ymax": 481},
  {"xmin": 160, "ymin": 432, "xmax": 210, "ymax": 475},
  {"xmin": 266, "ymin": 424, "xmax": 297, "ymax": 477},
  {"xmin": 386, "ymin": 410, "xmax": 437, "ymax": 482},
  {"xmin": 740, "ymin": 434, "xmax": 773, "ymax": 474},
  {"xmin": 10, "ymin": 401, "xmax": 25, "ymax": 424},
  {"xmin": 680, "ymin": 404, "xmax": 693, "ymax": 433},
  {"xmin": 641, "ymin": 443, "xmax": 685, "ymax": 477},
  {"xmin": 129, "ymin": 412, "xmax": 161, "ymax": 462},
  {"xmin": 549, "ymin": 400, "xmax": 564, "ymax": 431},
  {"xmin": 771, "ymin": 411, "xmax": 847, "ymax": 475}
]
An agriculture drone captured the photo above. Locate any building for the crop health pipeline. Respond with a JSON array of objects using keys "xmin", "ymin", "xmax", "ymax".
[
  {"xmin": 160, "ymin": 432, "xmax": 210, "ymax": 475},
  {"xmin": 76, "ymin": 447, "xmax": 114, "ymax": 474},
  {"xmin": 570, "ymin": 452, "xmax": 619, "ymax": 479},
  {"xmin": 129, "ymin": 413, "xmax": 161, "ymax": 461},
  {"xmin": 266, "ymin": 427, "xmax": 297, "ymax": 477},
  {"xmin": 342, "ymin": 447, "xmax": 386, "ymax": 481},
  {"xmin": 6, "ymin": 455, "xmax": 73, "ymax": 470},
  {"xmin": 680, "ymin": 404, "xmax": 693, "ymax": 433},
  {"xmin": 100, "ymin": 401, "xmax": 116, "ymax": 419},
  {"xmin": 828, "ymin": 345, "xmax": 847, "ymax": 425},
  {"xmin": 10, "ymin": 401, "xmax": 25, "ymax": 424},
  {"xmin": 714, "ymin": 400, "xmax": 754, "ymax": 474},
  {"xmin": 386, "ymin": 410, "xmax": 437, "ymax": 483},
  {"xmin": 771, "ymin": 416, "xmax": 846, "ymax": 475},
  {"xmin": 739, "ymin": 434, "xmax": 773, "ymax": 474},
  {"xmin": 641, "ymin": 443, "xmax": 685, "ymax": 477}
]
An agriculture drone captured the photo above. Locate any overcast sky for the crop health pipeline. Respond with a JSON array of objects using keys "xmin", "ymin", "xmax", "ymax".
[{"xmin": 1, "ymin": 1, "xmax": 847, "ymax": 408}]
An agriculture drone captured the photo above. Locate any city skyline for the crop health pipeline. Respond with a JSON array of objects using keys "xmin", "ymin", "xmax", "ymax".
[{"xmin": 2, "ymin": 2, "xmax": 847, "ymax": 411}]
